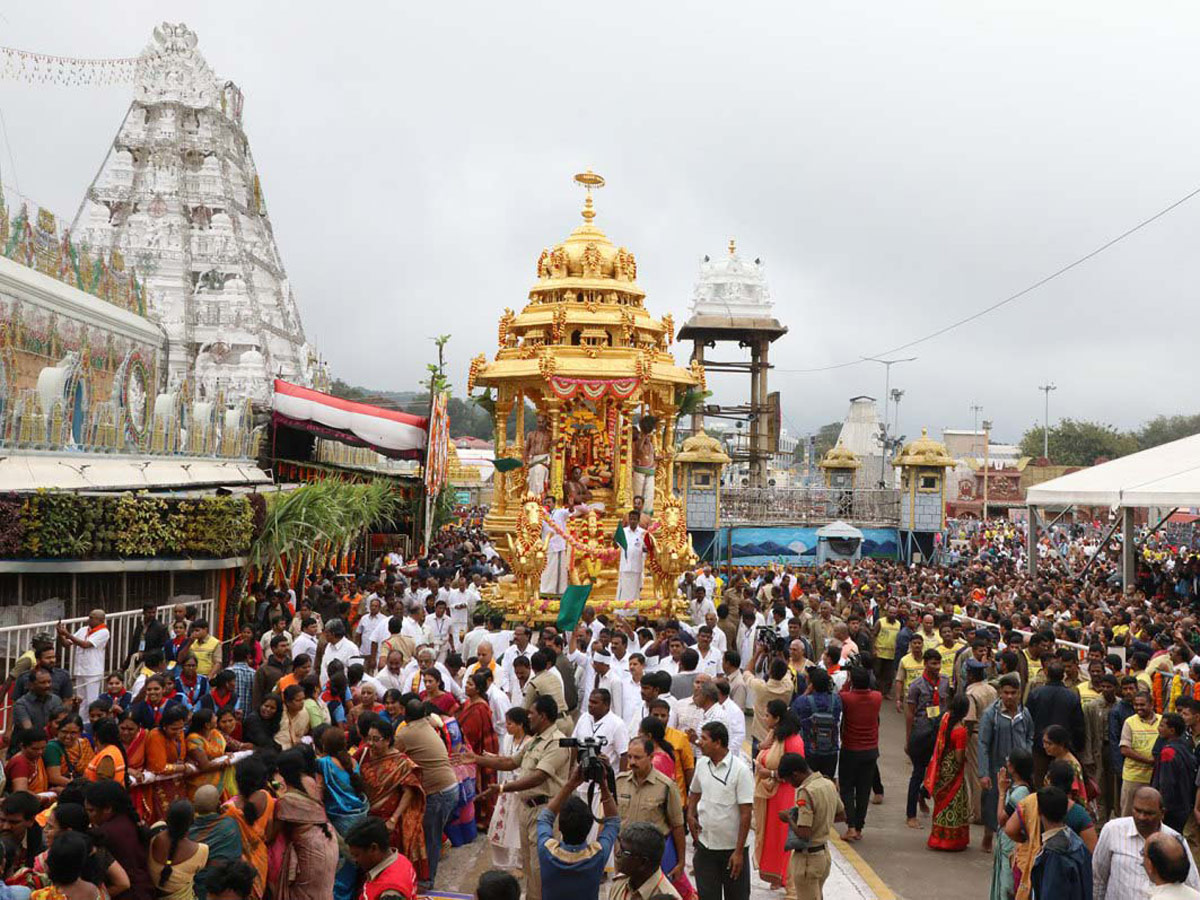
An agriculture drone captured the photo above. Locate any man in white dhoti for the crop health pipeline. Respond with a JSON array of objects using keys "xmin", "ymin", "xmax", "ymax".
[
  {"xmin": 540, "ymin": 497, "xmax": 570, "ymax": 596},
  {"xmin": 616, "ymin": 511, "xmax": 647, "ymax": 603},
  {"xmin": 631, "ymin": 416, "xmax": 657, "ymax": 514},
  {"xmin": 524, "ymin": 415, "xmax": 551, "ymax": 497}
]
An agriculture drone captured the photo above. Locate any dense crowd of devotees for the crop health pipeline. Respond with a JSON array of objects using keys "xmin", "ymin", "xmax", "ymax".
[{"xmin": 2, "ymin": 519, "xmax": 1200, "ymax": 900}]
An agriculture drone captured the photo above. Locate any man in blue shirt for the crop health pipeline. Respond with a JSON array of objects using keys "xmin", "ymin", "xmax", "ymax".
[{"xmin": 536, "ymin": 763, "xmax": 620, "ymax": 900}]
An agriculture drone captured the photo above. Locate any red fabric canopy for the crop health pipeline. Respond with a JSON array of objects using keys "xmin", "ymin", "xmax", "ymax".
[{"xmin": 272, "ymin": 379, "xmax": 428, "ymax": 459}]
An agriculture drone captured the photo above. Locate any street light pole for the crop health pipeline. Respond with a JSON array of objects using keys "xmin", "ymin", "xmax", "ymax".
[
  {"xmin": 1037, "ymin": 383, "xmax": 1057, "ymax": 459},
  {"xmin": 862, "ymin": 356, "xmax": 917, "ymax": 488},
  {"xmin": 971, "ymin": 403, "xmax": 983, "ymax": 435},
  {"xmin": 982, "ymin": 419, "xmax": 992, "ymax": 521}
]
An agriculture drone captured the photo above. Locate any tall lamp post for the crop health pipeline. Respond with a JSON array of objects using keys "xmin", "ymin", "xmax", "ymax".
[
  {"xmin": 1037, "ymin": 383, "xmax": 1057, "ymax": 459},
  {"xmin": 863, "ymin": 355, "xmax": 917, "ymax": 487},
  {"xmin": 982, "ymin": 419, "xmax": 992, "ymax": 521}
]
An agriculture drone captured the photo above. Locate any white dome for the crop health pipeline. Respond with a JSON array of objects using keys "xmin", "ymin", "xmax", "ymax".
[{"xmin": 690, "ymin": 240, "xmax": 773, "ymax": 317}]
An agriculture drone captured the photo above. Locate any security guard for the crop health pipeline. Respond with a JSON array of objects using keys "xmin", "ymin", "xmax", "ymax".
[
  {"xmin": 778, "ymin": 752, "xmax": 844, "ymax": 900},
  {"xmin": 615, "ymin": 737, "xmax": 688, "ymax": 883},
  {"xmin": 466, "ymin": 694, "xmax": 570, "ymax": 900},
  {"xmin": 525, "ymin": 649, "xmax": 569, "ymax": 734}
]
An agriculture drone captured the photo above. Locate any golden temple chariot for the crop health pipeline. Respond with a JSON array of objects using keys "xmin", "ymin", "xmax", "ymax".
[{"xmin": 470, "ymin": 173, "xmax": 701, "ymax": 620}]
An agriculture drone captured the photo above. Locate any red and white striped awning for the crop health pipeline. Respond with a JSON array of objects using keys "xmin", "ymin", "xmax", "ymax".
[{"xmin": 272, "ymin": 379, "xmax": 428, "ymax": 459}]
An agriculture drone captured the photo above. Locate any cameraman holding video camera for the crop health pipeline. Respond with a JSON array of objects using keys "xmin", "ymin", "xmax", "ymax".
[{"xmin": 535, "ymin": 761, "xmax": 620, "ymax": 900}]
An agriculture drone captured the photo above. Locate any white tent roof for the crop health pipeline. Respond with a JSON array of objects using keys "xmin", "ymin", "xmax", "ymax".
[
  {"xmin": 0, "ymin": 454, "xmax": 271, "ymax": 493},
  {"xmin": 816, "ymin": 520, "xmax": 864, "ymax": 539},
  {"xmin": 1025, "ymin": 433, "xmax": 1200, "ymax": 508}
]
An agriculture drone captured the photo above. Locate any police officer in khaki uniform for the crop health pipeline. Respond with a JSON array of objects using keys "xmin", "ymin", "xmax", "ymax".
[
  {"xmin": 525, "ymin": 649, "xmax": 570, "ymax": 734},
  {"xmin": 779, "ymin": 752, "xmax": 844, "ymax": 900},
  {"xmin": 463, "ymin": 695, "xmax": 570, "ymax": 900}
]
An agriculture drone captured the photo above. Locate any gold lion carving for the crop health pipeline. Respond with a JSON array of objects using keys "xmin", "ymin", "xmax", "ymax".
[
  {"xmin": 505, "ymin": 495, "xmax": 548, "ymax": 603},
  {"xmin": 647, "ymin": 494, "xmax": 697, "ymax": 604}
]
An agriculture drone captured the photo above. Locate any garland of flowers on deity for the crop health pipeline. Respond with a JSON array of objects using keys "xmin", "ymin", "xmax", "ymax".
[
  {"xmin": 120, "ymin": 352, "xmax": 151, "ymax": 445},
  {"xmin": 0, "ymin": 45, "xmax": 164, "ymax": 87}
]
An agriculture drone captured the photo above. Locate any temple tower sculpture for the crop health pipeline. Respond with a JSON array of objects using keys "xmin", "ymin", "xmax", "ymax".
[
  {"xmin": 71, "ymin": 23, "xmax": 319, "ymax": 405},
  {"xmin": 677, "ymin": 241, "xmax": 787, "ymax": 487},
  {"xmin": 893, "ymin": 428, "xmax": 955, "ymax": 563}
]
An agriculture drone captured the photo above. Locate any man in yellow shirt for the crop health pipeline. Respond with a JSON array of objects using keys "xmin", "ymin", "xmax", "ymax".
[
  {"xmin": 896, "ymin": 633, "xmax": 926, "ymax": 714},
  {"xmin": 1119, "ymin": 691, "xmax": 1161, "ymax": 816},
  {"xmin": 872, "ymin": 605, "xmax": 903, "ymax": 699},
  {"xmin": 188, "ymin": 619, "xmax": 222, "ymax": 677}
]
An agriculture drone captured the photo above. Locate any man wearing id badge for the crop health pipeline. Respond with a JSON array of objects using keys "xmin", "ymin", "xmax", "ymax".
[{"xmin": 904, "ymin": 648, "xmax": 950, "ymax": 829}]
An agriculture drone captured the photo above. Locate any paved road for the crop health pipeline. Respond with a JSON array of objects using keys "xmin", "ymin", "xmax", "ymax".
[{"xmin": 849, "ymin": 698, "xmax": 994, "ymax": 900}]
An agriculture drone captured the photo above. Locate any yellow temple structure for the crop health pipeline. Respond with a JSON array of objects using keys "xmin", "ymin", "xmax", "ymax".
[{"xmin": 469, "ymin": 172, "xmax": 701, "ymax": 619}]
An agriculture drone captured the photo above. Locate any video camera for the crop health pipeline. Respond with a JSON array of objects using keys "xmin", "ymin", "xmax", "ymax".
[
  {"xmin": 756, "ymin": 624, "xmax": 786, "ymax": 654},
  {"xmin": 559, "ymin": 735, "xmax": 609, "ymax": 784}
]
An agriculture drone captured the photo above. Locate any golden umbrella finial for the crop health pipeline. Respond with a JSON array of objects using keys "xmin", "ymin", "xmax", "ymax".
[
  {"xmin": 728, "ymin": 238, "xmax": 737, "ymax": 256},
  {"xmin": 574, "ymin": 169, "xmax": 605, "ymax": 223}
]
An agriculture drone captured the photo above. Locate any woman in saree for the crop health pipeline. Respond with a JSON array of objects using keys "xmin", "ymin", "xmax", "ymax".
[
  {"xmin": 5, "ymin": 728, "xmax": 49, "ymax": 796},
  {"xmin": 215, "ymin": 708, "xmax": 248, "ymax": 751},
  {"xmin": 754, "ymin": 701, "xmax": 807, "ymax": 889},
  {"xmin": 316, "ymin": 728, "xmax": 369, "ymax": 900},
  {"xmin": 358, "ymin": 717, "xmax": 427, "ymax": 880},
  {"xmin": 185, "ymin": 710, "xmax": 233, "ymax": 799},
  {"xmin": 487, "ymin": 707, "xmax": 529, "ymax": 871},
  {"xmin": 992, "ymin": 748, "xmax": 1034, "ymax": 900},
  {"xmin": 923, "ymin": 695, "xmax": 970, "ymax": 852},
  {"xmin": 277, "ymin": 686, "xmax": 312, "ymax": 751},
  {"xmin": 221, "ymin": 757, "xmax": 276, "ymax": 900},
  {"xmin": 44, "ymin": 717, "xmax": 92, "ymax": 791},
  {"xmin": 148, "ymin": 800, "xmax": 208, "ymax": 900},
  {"xmin": 1006, "ymin": 759, "xmax": 1099, "ymax": 900},
  {"xmin": 84, "ymin": 720, "xmax": 126, "ymax": 785},
  {"xmin": 144, "ymin": 705, "xmax": 190, "ymax": 822},
  {"xmin": 241, "ymin": 696, "xmax": 282, "ymax": 752},
  {"xmin": 301, "ymin": 676, "xmax": 330, "ymax": 729},
  {"xmin": 421, "ymin": 670, "xmax": 460, "ymax": 717},
  {"xmin": 1041, "ymin": 724, "xmax": 1086, "ymax": 800},
  {"xmin": 456, "ymin": 673, "xmax": 498, "ymax": 828},
  {"xmin": 83, "ymin": 779, "xmax": 154, "ymax": 900},
  {"xmin": 442, "ymin": 712, "xmax": 477, "ymax": 846},
  {"xmin": 639, "ymin": 716, "xmax": 679, "ymax": 781},
  {"xmin": 272, "ymin": 749, "xmax": 338, "ymax": 900},
  {"xmin": 117, "ymin": 715, "xmax": 151, "ymax": 821}
]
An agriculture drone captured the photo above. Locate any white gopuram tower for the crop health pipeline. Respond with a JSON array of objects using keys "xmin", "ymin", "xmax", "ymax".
[{"xmin": 72, "ymin": 23, "xmax": 318, "ymax": 405}]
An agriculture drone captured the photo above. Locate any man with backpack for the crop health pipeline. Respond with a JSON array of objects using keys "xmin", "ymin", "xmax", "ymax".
[
  {"xmin": 905, "ymin": 648, "xmax": 951, "ymax": 829},
  {"xmin": 791, "ymin": 667, "xmax": 842, "ymax": 778}
]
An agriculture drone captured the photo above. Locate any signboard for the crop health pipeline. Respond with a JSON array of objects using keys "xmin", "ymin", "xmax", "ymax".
[{"xmin": 454, "ymin": 489, "xmax": 472, "ymax": 505}]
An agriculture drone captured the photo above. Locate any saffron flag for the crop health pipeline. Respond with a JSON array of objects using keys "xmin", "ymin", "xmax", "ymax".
[{"xmin": 557, "ymin": 584, "xmax": 592, "ymax": 633}]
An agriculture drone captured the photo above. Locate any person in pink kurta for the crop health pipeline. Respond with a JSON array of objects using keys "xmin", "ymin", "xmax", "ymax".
[{"xmin": 753, "ymin": 701, "xmax": 807, "ymax": 889}]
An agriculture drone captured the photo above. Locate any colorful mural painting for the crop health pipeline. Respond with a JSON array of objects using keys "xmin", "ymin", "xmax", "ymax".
[{"xmin": 714, "ymin": 525, "xmax": 900, "ymax": 566}]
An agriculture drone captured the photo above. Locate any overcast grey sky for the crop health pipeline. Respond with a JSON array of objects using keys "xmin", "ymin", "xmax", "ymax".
[{"xmin": 1, "ymin": 1, "xmax": 1198, "ymax": 444}]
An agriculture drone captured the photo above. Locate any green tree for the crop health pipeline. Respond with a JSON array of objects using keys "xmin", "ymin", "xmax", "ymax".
[
  {"xmin": 1018, "ymin": 418, "xmax": 1138, "ymax": 466},
  {"xmin": 796, "ymin": 421, "xmax": 843, "ymax": 462},
  {"xmin": 1136, "ymin": 413, "xmax": 1200, "ymax": 450}
]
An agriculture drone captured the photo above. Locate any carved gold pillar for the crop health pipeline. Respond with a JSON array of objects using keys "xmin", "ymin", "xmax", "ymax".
[
  {"xmin": 545, "ymin": 397, "xmax": 564, "ymax": 503},
  {"xmin": 618, "ymin": 398, "xmax": 636, "ymax": 512},
  {"xmin": 662, "ymin": 410, "xmax": 677, "ymax": 506},
  {"xmin": 494, "ymin": 388, "xmax": 513, "ymax": 515}
]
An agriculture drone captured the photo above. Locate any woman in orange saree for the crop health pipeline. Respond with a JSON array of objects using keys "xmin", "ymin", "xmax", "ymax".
[
  {"xmin": 358, "ymin": 718, "xmax": 427, "ymax": 880},
  {"xmin": 753, "ymin": 702, "xmax": 807, "ymax": 889},
  {"xmin": 456, "ymin": 674, "xmax": 499, "ymax": 827},
  {"xmin": 923, "ymin": 695, "xmax": 970, "ymax": 852},
  {"xmin": 186, "ymin": 710, "xmax": 235, "ymax": 799},
  {"xmin": 144, "ymin": 705, "xmax": 190, "ymax": 822},
  {"xmin": 222, "ymin": 756, "xmax": 277, "ymax": 900}
]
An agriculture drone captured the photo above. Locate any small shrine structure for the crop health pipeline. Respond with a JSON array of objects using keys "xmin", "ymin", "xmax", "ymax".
[{"xmin": 471, "ymin": 173, "xmax": 701, "ymax": 618}]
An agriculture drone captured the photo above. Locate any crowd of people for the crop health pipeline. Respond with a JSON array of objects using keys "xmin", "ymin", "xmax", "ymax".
[{"xmin": 1, "ymin": 515, "xmax": 1200, "ymax": 900}]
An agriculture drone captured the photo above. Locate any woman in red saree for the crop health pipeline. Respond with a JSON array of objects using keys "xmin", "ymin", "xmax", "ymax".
[
  {"xmin": 456, "ymin": 673, "xmax": 498, "ymax": 827},
  {"xmin": 118, "ymin": 714, "xmax": 152, "ymax": 821},
  {"xmin": 421, "ymin": 670, "xmax": 460, "ymax": 717},
  {"xmin": 753, "ymin": 701, "xmax": 806, "ymax": 890},
  {"xmin": 923, "ymin": 695, "xmax": 970, "ymax": 852},
  {"xmin": 358, "ymin": 718, "xmax": 427, "ymax": 879}
]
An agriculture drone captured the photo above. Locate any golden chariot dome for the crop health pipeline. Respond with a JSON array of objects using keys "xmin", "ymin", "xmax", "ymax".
[
  {"xmin": 892, "ymin": 428, "xmax": 956, "ymax": 469},
  {"xmin": 675, "ymin": 429, "xmax": 732, "ymax": 465},
  {"xmin": 819, "ymin": 441, "xmax": 862, "ymax": 470}
]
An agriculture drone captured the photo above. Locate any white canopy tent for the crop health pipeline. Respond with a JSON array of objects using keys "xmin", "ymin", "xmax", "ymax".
[{"xmin": 1024, "ymin": 432, "xmax": 1200, "ymax": 580}]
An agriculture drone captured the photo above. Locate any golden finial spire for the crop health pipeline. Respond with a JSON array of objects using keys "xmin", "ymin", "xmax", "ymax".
[
  {"xmin": 728, "ymin": 238, "xmax": 736, "ymax": 256},
  {"xmin": 574, "ymin": 169, "xmax": 605, "ymax": 224}
]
